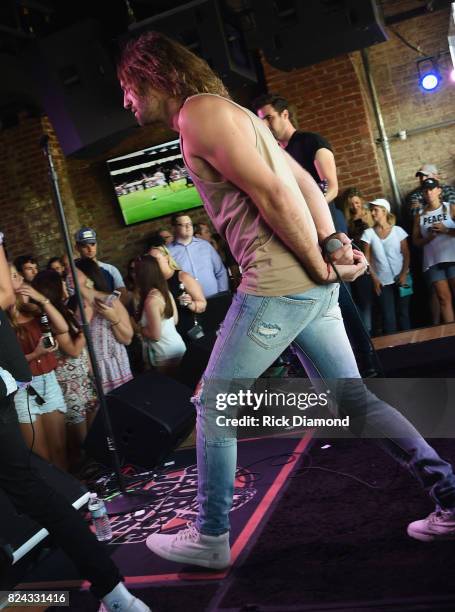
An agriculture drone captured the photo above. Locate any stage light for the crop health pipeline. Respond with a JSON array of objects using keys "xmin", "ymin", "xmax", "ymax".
[
  {"xmin": 420, "ymin": 71, "xmax": 441, "ymax": 91},
  {"xmin": 417, "ymin": 56, "xmax": 443, "ymax": 92}
]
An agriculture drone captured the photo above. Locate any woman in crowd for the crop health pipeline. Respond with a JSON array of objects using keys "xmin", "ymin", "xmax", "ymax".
[
  {"xmin": 47, "ymin": 256, "xmax": 66, "ymax": 277},
  {"xmin": 412, "ymin": 177, "xmax": 455, "ymax": 323},
  {"xmin": 341, "ymin": 187, "xmax": 374, "ymax": 332},
  {"xmin": 75, "ymin": 258, "xmax": 133, "ymax": 393},
  {"xmin": 147, "ymin": 242, "xmax": 206, "ymax": 339},
  {"xmin": 7, "ymin": 264, "xmax": 69, "ymax": 470},
  {"xmin": 135, "ymin": 255, "xmax": 186, "ymax": 376},
  {"xmin": 123, "ymin": 257, "xmax": 145, "ymax": 375},
  {"xmin": 32, "ymin": 270, "xmax": 97, "ymax": 470},
  {"xmin": 362, "ymin": 198, "xmax": 411, "ymax": 334}
]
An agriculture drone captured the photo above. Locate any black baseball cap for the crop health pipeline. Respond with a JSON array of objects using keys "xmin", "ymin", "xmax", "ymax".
[{"xmin": 422, "ymin": 178, "xmax": 440, "ymax": 190}]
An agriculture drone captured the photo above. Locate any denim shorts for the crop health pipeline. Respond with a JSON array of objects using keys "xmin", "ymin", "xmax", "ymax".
[
  {"xmin": 424, "ymin": 262, "xmax": 455, "ymax": 285},
  {"xmin": 14, "ymin": 371, "xmax": 67, "ymax": 424}
]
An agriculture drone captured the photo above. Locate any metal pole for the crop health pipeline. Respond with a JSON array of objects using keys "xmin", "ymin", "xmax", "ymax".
[
  {"xmin": 40, "ymin": 135, "xmax": 155, "ymax": 514},
  {"xmin": 361, "ymin": 48, "xmax": 402, "ymax": 209}
]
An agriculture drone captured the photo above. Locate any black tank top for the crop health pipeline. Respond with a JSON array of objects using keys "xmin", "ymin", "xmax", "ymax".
[{"xmin": 167, "ymin": 272, "xmax": 193, "ymax": 340}]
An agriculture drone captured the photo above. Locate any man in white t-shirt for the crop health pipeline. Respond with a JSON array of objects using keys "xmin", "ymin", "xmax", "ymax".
[{"xmin": 74, "ymin": 227, "xmax": 127, "ymax": 300}]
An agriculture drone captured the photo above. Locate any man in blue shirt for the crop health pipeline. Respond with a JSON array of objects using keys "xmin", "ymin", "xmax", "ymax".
[{"xmin": 168, "ymin": 213, "xmax": 229, "ymax": 297}]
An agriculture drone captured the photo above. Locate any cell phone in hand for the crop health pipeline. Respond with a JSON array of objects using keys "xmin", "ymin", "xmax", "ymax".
[{"xmin": 104, "ymin": 289, "xmax": 122, "ymax": 304}]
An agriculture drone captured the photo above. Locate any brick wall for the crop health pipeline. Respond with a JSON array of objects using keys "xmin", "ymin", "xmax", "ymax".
[
  {"xmin": 1, "ymin": 0, "xmax": 453, "ymax": 275},
  {"xmin": 262, "ymin": 1, "xmax": 454, "ymax": 209},
  {"xmin": 262, "ymin": 53, "xmax": 385, "ymax": 203}
]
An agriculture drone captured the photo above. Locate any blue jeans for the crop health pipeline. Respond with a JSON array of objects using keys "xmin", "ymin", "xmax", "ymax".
[
  {"xmin": 377, "ymin": 284, "xmax": 411, "ymax": 334},
  {"xmin": 194, "ymin": 285, "xmax": 455, "ymax": 535}
]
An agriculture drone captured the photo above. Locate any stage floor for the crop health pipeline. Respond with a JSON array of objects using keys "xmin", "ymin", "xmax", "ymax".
[{"xmin": 16, "ymin": 436, "xmax": 455, "ymax": 612}]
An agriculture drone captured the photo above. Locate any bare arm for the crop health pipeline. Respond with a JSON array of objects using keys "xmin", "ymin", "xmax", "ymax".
[
  {"xmin": 141, "ymin": 293, "xmax": 163, "ymax": 341},
  {"xmin": 282, "ymin": 150, "xmax": 336, "ymax": 241},
  {"xmin": 178, "ymin": 271, "xmax": 207, "ymax": 314},
  {"xmin": 412, "ymin": 213, "xmax": 434, "ymax": 247},
  {"xmin": 362, "ymin": 241, "xmax": 382, "ymax": 296},
  {"xmin": 314, "ymin": 148, "xmax": 338, "ymax": 203},
  {"xmin": 398, "ymin": 239, "xmax": 410, "ymax": 284},
  {"xmin": 55, "ymin": 330, "xmax": 86, "ymax": 358},
  {"xmin": 180, "ymin": 98, "xmax": 365, "ymax": 284},
  {"xmin": 0, "ymin": 244, "xmax": 14, "ymax": 309},
  {"xmin": 94, "ymin": 298, "xmax": 133, "ymax": 345}
]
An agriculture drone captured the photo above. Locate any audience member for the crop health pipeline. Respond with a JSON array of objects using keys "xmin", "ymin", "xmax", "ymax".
[
  {"xmin": 362, "ymin": 199, "xmax": 411, "ymax": 334},
  {"xmin": 75, "ymin": 258, "xmax": 133, "ymax": 393},
  {"xmin": 136, "ymin": 255, "xmax": 186, "ymax": 376},
  {"xmin": 0, "ymin": 235, "xmax": 151, "ymax": 612},
  {"xmin": 252, "ymin": 93, "xmax": 340, "ymax": 216},
  {"xmin": 194, "ymin": 222, "xmax": 213, "ymax": 242},
  {"xmin": 32, "ymin": 270, "xmax": 97, "ymax": 471},
  {"xmin": 13, "ymin": 254, "xmax": 38, "ymax": 284},
  {"xmin": 158, "ymin": 227, "xmax": 173, "ymax": 246},
  {"xmin": 47, "ymin": 256, "xmax": 66, "ymax": 277},
  {"xmin": 148, "ymin": 244, "xmax": 206, "ymax": 339},
  {"xmin": 74, "ymin": 227, "xmax": 127, "ymax": 300},
  {"xmin": 404, "ymin": 164, "xmax": 455, "ymax": 231},
  {"xmin": 412, "ymin": 178, "xmax": 455, "ymax": 323},
  {"xmin": 168, "ymin": 213, "xmax": 229, "ymax": 297},
  {"xmin": 123, "ymin": 258, "xmax": 145, "ymax": 375},
  {"xmin": 341, "ymin": 187, "xmax": 374, "ymax": 333},
  {"xmin": 7, "ymin": 264, "xmax": 69, "ymax": 470}
]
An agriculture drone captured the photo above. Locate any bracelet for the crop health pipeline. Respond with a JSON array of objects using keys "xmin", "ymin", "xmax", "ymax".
[
  {"xmin": 111, "ymin": 320, "xmax": 120, "ymax": 326},
  {"xmin": 41, "ymin": 298, "xmax": 50, "ymax": 305},
  {"xmin": 0, "ymin": 231, "xmax": 4, "ymax": 245}
]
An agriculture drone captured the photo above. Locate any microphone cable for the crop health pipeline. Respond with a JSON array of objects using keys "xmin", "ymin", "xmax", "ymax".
[{"xmin": 324, "ymin": 236, "xmax": 385, "ymax": 377}]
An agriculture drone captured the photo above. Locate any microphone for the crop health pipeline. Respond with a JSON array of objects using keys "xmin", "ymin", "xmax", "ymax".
[
  {"xmin": 324, "ymin": 238, "xmax": 343, "ymax": 254},
  {"xmin": 27, "ymin": 385, "xmax": 45, "ymax": 406}
]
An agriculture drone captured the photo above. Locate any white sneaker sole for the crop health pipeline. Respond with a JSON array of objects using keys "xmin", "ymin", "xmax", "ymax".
[
  {"xmin": 407, "ymin": 525, "xmax": 455, "ymax": 542},
  {"xmin": 145, "ymin": 534, "xmax": 230, "ymax": 570}
]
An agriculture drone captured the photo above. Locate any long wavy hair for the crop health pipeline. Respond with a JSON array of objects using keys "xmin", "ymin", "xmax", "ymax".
[
  {"xmin": 75, "ymin": 258, "xmax": 110, "ymax": 293},
  {"xmin": 117, "ymin": 31, "xmax": 230, "ymax": 100},
  {"xmin": 7, "ymin": 264, "xmax": 40, "ymax": 340},
  {"xmin": 341, "ymin": 187, "xmax": 374, "ymax": 229},
  {"xmin": 135, "ymin": 255, "xmax": 173, "ymax": 321},
  {"xmin": 32, "ymin": 271, "xmax": 81, "ymax": 340}
]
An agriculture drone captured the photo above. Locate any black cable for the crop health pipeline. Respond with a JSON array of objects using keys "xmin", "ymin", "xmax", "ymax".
[
  {"xmin": 25, "ymin": 389, "xmax": 36, "ymax": 470},
  {"xmin": 291, "ymin": 447, "xmax": 401, "ymax": 492},
  {"xmin": 388, "ymin": 25, "xmax": 425, "ymax": 56},
  {"xmin": 326, "ymin": 245, "xmax": 385, "ymax": 377}
]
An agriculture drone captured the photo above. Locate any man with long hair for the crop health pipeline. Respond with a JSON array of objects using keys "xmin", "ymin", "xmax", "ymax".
[{"xmin": 118, "ymin": 32, "xmax": 455, "ymax": 569}]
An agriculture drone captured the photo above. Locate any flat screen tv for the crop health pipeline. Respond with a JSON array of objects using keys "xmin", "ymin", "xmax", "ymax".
[{"xmin": 107, "ymin": 139, "xmax": 203, "ymax": 226}]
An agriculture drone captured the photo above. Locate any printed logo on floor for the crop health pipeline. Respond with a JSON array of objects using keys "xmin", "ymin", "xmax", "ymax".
[{"xmin": 107, "ymin": 464, "xmax": 256, "ymax": 544}]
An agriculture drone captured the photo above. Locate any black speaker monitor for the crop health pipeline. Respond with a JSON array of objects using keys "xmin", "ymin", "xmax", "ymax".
[
  {"xmin": 84, "ymin": 371, "xmax": 196, "ymax": 470},
  {"xmin": 128, "ymin": 0, "xmax": 258, "ymax": 89},
  {"xmin": 253, "ymin": 0, "xmax": 388, "ymax": 71},
  {"xmin": 29, "ymin": 20, "xmax": 137, "ymax": 157}
]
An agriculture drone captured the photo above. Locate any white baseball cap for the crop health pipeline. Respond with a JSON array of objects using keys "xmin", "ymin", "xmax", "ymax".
[
  {"xmin": 368, "ymin": 198, "xmax": 391, "ymax": 213},
  {"xmin": 416, "ymin": 164, "xmax": 438, "ymax": 177}
]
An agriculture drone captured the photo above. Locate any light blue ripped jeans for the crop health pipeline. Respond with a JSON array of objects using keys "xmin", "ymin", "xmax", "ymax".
[{"xmin": 194, "ymin": 284, "xmax": 455, "ymax": 535}]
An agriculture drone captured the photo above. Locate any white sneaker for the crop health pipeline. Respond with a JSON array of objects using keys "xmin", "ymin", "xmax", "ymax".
[
  {"xmin": 407, "ymin": 510, "xmax": 455, "ymax": 542},
  {"xmin": 146, "ymin": 522, "xmax": 230, "ymax": 569},
  {"xmin": 99, "ymin": 582, "xmax": 151, "ymax": 612}
]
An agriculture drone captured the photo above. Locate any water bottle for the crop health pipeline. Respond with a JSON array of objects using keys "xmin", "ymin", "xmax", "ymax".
[{"xmin": 88, "ymin": 493, "xmax": 112, "ymax": 541}]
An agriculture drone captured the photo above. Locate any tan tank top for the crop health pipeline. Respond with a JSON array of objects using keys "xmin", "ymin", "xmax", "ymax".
[{"xmin": 180, "ymin": 94, "xmax": 316, "ymax": 297}]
